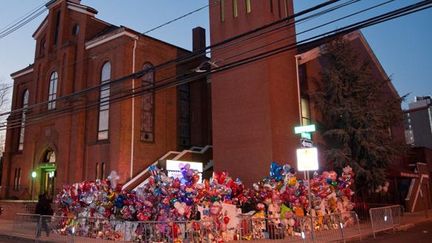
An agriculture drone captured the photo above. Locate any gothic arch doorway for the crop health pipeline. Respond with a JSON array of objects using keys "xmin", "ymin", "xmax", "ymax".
[{"xmin": 39, "ymin": 148, "xmax": 56, "ymax": 199}]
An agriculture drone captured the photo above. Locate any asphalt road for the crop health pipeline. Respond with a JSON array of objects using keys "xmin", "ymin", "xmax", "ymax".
[
  {"xmin": 351, "ymin": 220, "xmax": 432, "ymax": 243},
  {"xmin": 0, "ymin": 235, "xmax": 34, "ymax": 243}
]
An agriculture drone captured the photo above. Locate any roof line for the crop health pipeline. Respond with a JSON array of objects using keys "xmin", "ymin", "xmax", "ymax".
[{"xmin": 11, "ymin": 65, "xmax": 34, "ymax": 79}]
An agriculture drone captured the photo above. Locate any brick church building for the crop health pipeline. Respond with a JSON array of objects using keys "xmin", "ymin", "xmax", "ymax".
[
  {"xmin": 209, "ymin": 1, "xmax": 406, "ymax": 186},
  {"xmin": 1, "ymin": 0, "xmax": 210, "ymax": 199},
  {"xmin": 1, "ymin": 0, "xmax": 408, "ymax": 200}
]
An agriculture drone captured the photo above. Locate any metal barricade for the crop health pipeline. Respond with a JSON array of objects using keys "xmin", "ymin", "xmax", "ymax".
[
  {"xmin": 237, "ymin": 211, "xmax": 360, "ymax": 242},
  {"xmin": 14, "ymin": 213, "xmax": 40, "ymax": 238},
  {"xmin": 238, "ymin": 216, "xmax": 306, "ymax": 241},
  {"xmin": 15, "ymin": 211, "xmax": 361, "ymax": 242},
  {"xmin": 300, "ymin": 211, "xmax": 361, "ymax": 243},
  {"xmin": 369, "ymin": 205, "xmax": 402, "ymax": 238},
  {"xmin": 52, "ymin": 215, "xmax": 128, "ymax": 242},
  {"xmin": 125, "ymin": 220, "xmax": 222, "ymax": 242}
]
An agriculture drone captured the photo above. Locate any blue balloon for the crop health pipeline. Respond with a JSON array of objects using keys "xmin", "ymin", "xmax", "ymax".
[
  {"xmin": 270, "ymin": 162, "xmax": 283, "ymax": 181},
  {"xmin": 149, "ymin": 165, "xmax": 157, "ymax": 172},
  {"xmin": 114, "ymin": 195, "xmax": 124, "ymax": 208}
]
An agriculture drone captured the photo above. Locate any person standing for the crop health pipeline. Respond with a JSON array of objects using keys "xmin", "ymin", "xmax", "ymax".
[{"xmin": 35, "ymin": 193, "xmax": 53, "ymax": 237}]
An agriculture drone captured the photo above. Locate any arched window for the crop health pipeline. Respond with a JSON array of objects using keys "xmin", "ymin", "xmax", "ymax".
[
  {"xmin": 141, "ymin": 63, "xmax": 155, "ymax": 142},
  {"xmin": 18, "ymin": 90, "xmax": 29, "ymax": 151},
  {"xmin": 98, "ymin": 62, "xmax": 111, "ymax": 140},
  {"xmin": 42, "ymin": 148, "xmax": 56, "ymax": 163},
  {"xmin": 39, "ymin": 38, "xmax": 46, "ymax": 56},
  {"xmin": 48, "ymin": 72, "xmax": 58, "ymax": 110},
  {"xmin": 246, "ymin": 0, "xmax": 252, "ymax": 13}
]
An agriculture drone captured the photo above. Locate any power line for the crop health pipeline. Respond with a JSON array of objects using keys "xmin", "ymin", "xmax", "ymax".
[
  {"xmin": 0, "ymin": 2, "xmax": 46, "ymax": 34},
  {"xmin": 0, "ymin": 0, "xmax": 418, "ymax": 129},
  {"xmin": 3, "ymin": 0, "xmax": 431, "ymax": 131},
  {"xmin": 0, "ymin": 2, "xmax": 48, "ymax": 40},
  {"xmin": 223, "ymin": 0, "xmax": 396, "ymax": 62},
  {"xmin": 205, "ymin": 0, "xmax": 363, "ymax": 61},
  {"xmin": 143, "ymin": 3, "xmax": 212, "ymax": 34},
  {"xmin": 1, "ymin": 0, "xmax": 344, "ymax": 119}
]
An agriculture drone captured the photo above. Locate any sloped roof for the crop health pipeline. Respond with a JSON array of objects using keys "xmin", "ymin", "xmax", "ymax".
[
  {"xmin": 11, "ymin": 64, "xmax": 34, "ymax": 79},
  {"xmin": 297, "ymin": 30, "xmax": 399, "ymax": 97}
]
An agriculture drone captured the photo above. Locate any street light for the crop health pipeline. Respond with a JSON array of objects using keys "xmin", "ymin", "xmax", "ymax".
[{"xmin": 31, "ymin": 171, "xmax": 36, "ymax": 200}]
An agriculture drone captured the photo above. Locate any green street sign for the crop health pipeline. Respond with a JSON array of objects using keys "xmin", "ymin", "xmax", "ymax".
[
  {"xmin": 294, "ymin": 124, "xmax": 316, "ymax": 134},
  {"xmin": 300, "ymin": 132, "xmax": 312, "ymax": 139}
]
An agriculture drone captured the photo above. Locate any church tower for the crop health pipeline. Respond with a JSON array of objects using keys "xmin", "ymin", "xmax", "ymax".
[{"xmin": 209, "ymin": 0, "xmax": 301, "ymax": 185}]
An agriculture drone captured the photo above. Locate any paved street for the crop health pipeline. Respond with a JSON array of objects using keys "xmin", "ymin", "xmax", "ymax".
[
  {"xmin": 0, "ymin": 235, "xmax": 34, "ymax": 243},
  {"xmin": 350, "ymin": 220, "xmax": 432, "ymax": 243}
]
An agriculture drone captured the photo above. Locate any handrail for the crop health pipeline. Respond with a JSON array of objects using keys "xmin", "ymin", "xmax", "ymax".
[
  {"xmin": 172, "ymin": 145, "xmax": 212, "ymax": 160},
  {"xmin": 122, "ymin": 145, "xmax": 212, "ymax": 190}
]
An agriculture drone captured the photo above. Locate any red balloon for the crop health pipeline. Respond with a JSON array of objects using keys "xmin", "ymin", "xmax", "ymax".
[
  {"xmin": 223, "ymin": 216, "xmax": 230, "ymax": 224},
  {"xmin": 172, "ymin": 178, "xmax": 181, "ymax": 188},
  {"xmin": 192, "ymin": 222, "xmax": 201, "ymax": 231},
  {"xmin": 137, "ymin": 212, "xmax": 148, "ymax": 221},
  {"xmin": 172, "ymin": 224, "xmax": 180, "ymax": 238}
]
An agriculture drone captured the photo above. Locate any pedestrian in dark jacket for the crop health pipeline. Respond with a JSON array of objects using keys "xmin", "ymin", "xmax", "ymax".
[{"xmin": 35, "ymin": 193, "xmax": 53, "ymax": 237}]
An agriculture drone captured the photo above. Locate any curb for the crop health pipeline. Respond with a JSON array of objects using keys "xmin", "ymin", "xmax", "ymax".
[{"xmin": 395, "ymin": 223, "xmax": 415, "ymax": 231}]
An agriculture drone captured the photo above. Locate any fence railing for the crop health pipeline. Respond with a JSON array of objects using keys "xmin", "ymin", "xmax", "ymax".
[
  {"xmin": 15, "ymin": 211, "xmax": 361, "ymax": 242},
  {"xmin": 369, "ymin": 204, "xmax": 403, "ymax": 238}
]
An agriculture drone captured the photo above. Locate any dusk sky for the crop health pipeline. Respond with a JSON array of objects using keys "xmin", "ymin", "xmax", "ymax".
[{"xmin": 0, "ymin": 0, "xmax": 430, "ymax": 109}]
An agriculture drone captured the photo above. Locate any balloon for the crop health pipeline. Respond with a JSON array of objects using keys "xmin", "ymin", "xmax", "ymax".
[
  {"xmin": 213, "ymin": 172, "xmax": 227, "ymax": 184},
  {"xmin": 270, "ymin": 162, "xmax": 284, "ymax": 181},
  {"xmin": 280, "ymin": 204, "xmax": 291, "ymax": 219},
  {"xmin": 322, "ymin": 171, "xmax": 329, "ymax": 178},
  {"xmin": 52, "ymin": 160, "xmax": 356, "ymax": 238},
  {"xmin": 223, "ymin": 216, "xmax": 230, "ymax": 224},
  {"xmin": 114, "ymin": 196, "xmax": 124, "ymax": 208},
  {"xmin": 172, "ymin": 178, "xmax": 181, "ymax": 188},
  {"xmin": 328, "ymin": 171, "xmax": 337, "ymax": 181},
  {"xmin": 107, "ymin": 171, "xmax": 120, "ymax": 189},
  {"xmin": 174, "ymin": 202, "xmax": 186, "ymax": 215},
  {"xmin": 288, "ymin": 177, "xmax": 297, "ymax": 187},
  {"xmin": 210, "ymin": 202, "xmax": 222, "ymax": 215},
  {"xmin": 283, "ymin": 164, "xmax": 291, "ymax": 174},
  {"xmin": 288, "ymin": 218, "xmax": 295, "ymax": 227}
]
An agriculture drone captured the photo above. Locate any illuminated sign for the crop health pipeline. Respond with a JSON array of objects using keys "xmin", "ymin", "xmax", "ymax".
[
  {"xmin": 166, "ymin": 160, "xmax": 203, "ymax": 183},
  {"xmin": 296, "ymin": 147, "xmax": 319, "ymax": 171},
  {"xmin": 294, "ymin": 124, "xmax": 316, "ymax": 134}
]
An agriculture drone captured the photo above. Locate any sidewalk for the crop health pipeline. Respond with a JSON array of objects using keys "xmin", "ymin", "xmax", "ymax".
[
  {"xmin": 345, "ymin": 210, "xmax": 432, "ymax": 242},
  {"xmin": 0, "ymin": 211, "xmax": 431, "ymax": 242},
  {"xmin": 0, "ymin": 218, "xmax": 111, "ymax": 243}
]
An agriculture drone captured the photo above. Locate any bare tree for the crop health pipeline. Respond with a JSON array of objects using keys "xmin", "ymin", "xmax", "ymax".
[
  {"xmin": 0, "ymin": 82, "xmax": 11, "ymax": 154},
  {"xmin": 0, "ymin": 83, "xmax": 11, "ymax": 111}
]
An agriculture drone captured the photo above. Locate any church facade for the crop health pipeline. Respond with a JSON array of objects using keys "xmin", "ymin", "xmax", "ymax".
[{"xmin": 1, "ymin": 0, "xmax": 210, "ymax": 199}]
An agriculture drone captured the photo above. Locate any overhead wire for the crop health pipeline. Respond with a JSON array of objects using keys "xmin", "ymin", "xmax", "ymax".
[
  {"xmin": 1, "ymin": 0, "xmax": 346, "ymax": 119},
  {"xmin": 2, "ymin": 0, "xmax": 430, "ymax": 131},
  {"xmin": 223, "ymin": 0, "xmax": 396, "ymax": 62},
  {"xmin": 0, "ymin": 1, "xmax": 47, "ymax": 34},
  {"xmin": 1, "ymin": 0, "xmax": 420, "ymax": 129},
  {"xmin": 0, "ymin": 2, "xmax": 49, "ymax": 39},
  {"xmin": 143, "ymin": 3, "xmax": 211, "ymax": 34}
]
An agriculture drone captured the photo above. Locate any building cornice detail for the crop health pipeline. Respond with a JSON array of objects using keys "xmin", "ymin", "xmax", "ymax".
[
  {"xmin": 85, "ymin": 29, "xmax": 139, "ymax": 50},
  {"xmin": 11, "ymin": 68, "xmax": 34, "ymax": 79}
]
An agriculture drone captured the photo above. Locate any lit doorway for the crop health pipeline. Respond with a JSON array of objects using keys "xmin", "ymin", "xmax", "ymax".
[{"xmin": 39, "ymin": 149, "xmax": 56, "ymax": 199}]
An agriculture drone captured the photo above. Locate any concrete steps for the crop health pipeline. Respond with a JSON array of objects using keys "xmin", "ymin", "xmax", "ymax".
[{"xmin": 122, "ymin": 145, "xmax": 212, "ymax": 191}]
